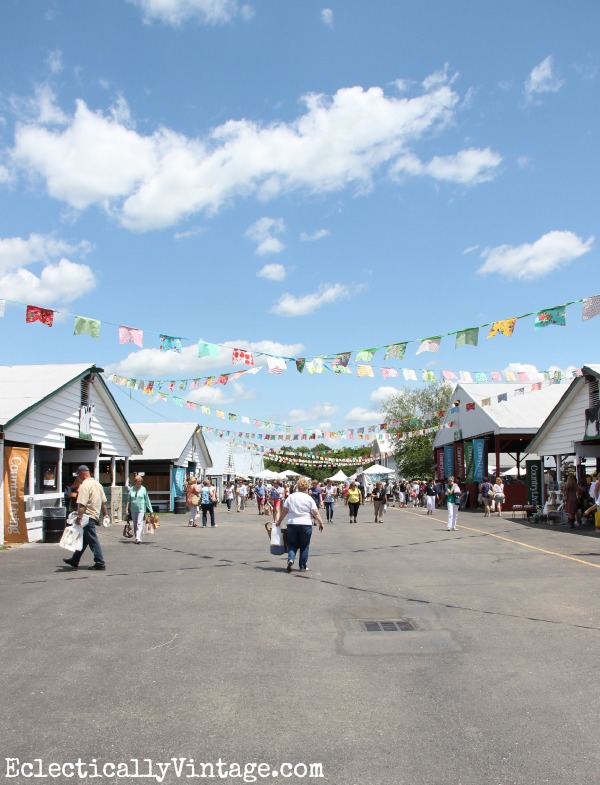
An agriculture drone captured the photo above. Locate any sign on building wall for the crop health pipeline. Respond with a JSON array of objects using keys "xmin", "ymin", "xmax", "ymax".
[
  {"xmin": 79, "ymin": 404, "xmax": 94, "ymax": 440},
  {"xmin": 436, "ymin": 449, "xmax": 445, "ymax": 481},
  {"xmin": 526, "ymin": 460, "xmax": 544, "ymax": 508},
  {"xmin": 454, "ymin": 442, "xmax": 465, "ymax": 480},
  {"xmin": 3, "ymin": 445, "xmax": 29, "ymax": 544}
]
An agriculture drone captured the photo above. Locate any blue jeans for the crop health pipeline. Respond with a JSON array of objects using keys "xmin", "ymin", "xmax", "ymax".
[
  {"xmin": 324, "ymin": 501, "xmax": 334, "ymax": 521},
  {"xmin": 201, "ymin": 503, "xmax": 215, "ymax": 527},
  {"xmin": 286, "ymin": 524, "xmax": 313, "ymax": 570},
  {"xmin": 71, "ymin": 520, "xmax": 105, "ymax": 567}
]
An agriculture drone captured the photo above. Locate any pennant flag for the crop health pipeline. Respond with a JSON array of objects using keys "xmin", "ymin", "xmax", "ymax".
[
  {"xmin": 160, "ymin": 334, "xmax": 182, "ymax": 353},
  {"xmin": 459, "ymin": 371, "xmax": 473, "ymax": 383},
  {"xmin": 157, "ymin": 392, "xmax": 168, "ymax": 402},
  {"xmin": 143, "ymin": 382, "xmax": 154, "ymax": 395},
  {"xmin": 416, "ymin": 337, "xmax": 441, "ymax": 354},
  {"xmin": 466, "ymin": 402, "xmax": 476, "ymax": 411},
  {"xmin": 26, "ymin": 305, "xmax": 54, "ymax": 327},
  {"xmin": 296, "ymin": 358, "xmax": 306, "ymax": 373},
  {"xmin": 173, "ymin": 397, "xmax": 183, "ymax": 406},
  {"xmin": 481, "ymin": 397, "xmax": 491, "ymax": 407},
  {"xmin": 491, "ymin": 371, "xmax": 502, "ymax": 381},
  {"xmin": 357, "ymin": 365, "xmax": 374, "ymax": 378},
  {"xmin": 198, "ymin": 341, "xmax": 220, "ymax": 358},
  {"xmin": 531, "ymin": 382, "xmax": 542, "ymax": 391},
  {"xmin": 505, "ymin": 371, "xmax": 516, "ymax": 381},
  {"xmin": 487, "ymin": 318, "xmax": 517, "ymax": 338},
  {"xmin": 119, "ymin": 325, "xmax": 143, "ymax": 347},
  {"xmin": 455, "ymin": 328, "xmax": 479, "ymax": 349},
  {"xmin": 582, "ymin": 295, "xmax": 600, "ymax": 321},
  {"xmin": 442, "ymin": 370, "xmax": 457, "ymax": 380},
  {"xmin": 186, "ymin": 401, "xmax": 196, "ymax": 409},
  {"xmin": 355, "ymin": 348, "xmax": 377, "ymax": 363},
  {"xmin": 0, "ymin": 300, "xmax": 5, "ymax": 317},
  {"xmin": 498, "ymin": 393, "xmax": 508, "ymax": 402},
  {"xmin": 332, "ymin": 351, "xmax": 351, "ymax": 368},
  {"xmin": 403, "ymin": 368, "xmax": 417, "ymax": 381},
  {"xmin": 381, "ymin": 368, "xmax": 399, "ymax": 379},
  {"xmin": 73, "ymin": 316, "xmax": 101, "ymax": 339},
  {"xmin": 534, "ymin": 306, "xmax": 566, "ymax": 330},
  {"xmin": 267, "ymin": 357, "xmax": 287, "ymax": 374},
  {"xmin": 203, "ymin": 376, "xmax": 215, "ymax": 387},
  {"xmin": 422, "ymin": 370, "xmax": 435, "ymax": 382},
  {"xmin": 216, "ymin": 410, "xmax": 225, "ymax": 419},
  {"xmin": 216, "ymin": 375, "xmax": 229, "ymax": 385},
  {"xmin": 518, "ymin": 372, "xmax": 530, "ymax": 382},
  {"xmin": 241, "ymin": 416, "xmax": 250, "ymax": 424},
  {"xmin": 384, "ymin": 342, "xmax": 408, "ymax": 360},
  {"xmin": 515, "ymin": 387, "xmax": 525, "ymax": 395},
  {"xmin": 232, "ymin": 348, "xmax": 254, "ymax": 365},
  {"xmin": 333, "ymin": 364, "xmax": 352, "ymax": 375},
  {"xmin": 475, "ymin": 372, "xmax": 488, "ymax": 383}
]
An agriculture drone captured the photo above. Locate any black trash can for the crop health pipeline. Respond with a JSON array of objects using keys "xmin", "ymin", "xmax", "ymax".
[
  {"xmin": 42, "ymin": 506, "xmax": 67, "ymax": 543},
  {"xmin": 173, "ymin": 496, "xmax": 187, "ymax": 514}
]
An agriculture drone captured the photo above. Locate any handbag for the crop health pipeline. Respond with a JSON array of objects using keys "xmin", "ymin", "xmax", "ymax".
[
  {"xmin": 123, "ymin": 519, "xmax": 134, "ymax": 538},
  {"xmin": 190, "ymin": 494, "xmax": 200, "ymax": 505}
]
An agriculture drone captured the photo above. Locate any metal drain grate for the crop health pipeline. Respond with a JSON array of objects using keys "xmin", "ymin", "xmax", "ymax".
[{"xmin": 361, "ymin": 620, "xmax": 416, "ymax": 632}]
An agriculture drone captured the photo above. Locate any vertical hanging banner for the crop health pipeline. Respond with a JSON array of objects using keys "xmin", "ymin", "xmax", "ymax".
[
  {"xmin": 526, "ymin": 460, "xmax": 544, "ymax": 508},
  {"xmin": 436, "ymin": 449, "xmax": 445, "ymax": 481},
  {"xmin": 454, "ymin": 442, "xmax": 465, "ymax": 480},
  {"xmin": 443, "ymin": 444, "xmax": 455, "ymax": 479},
  {"xmin": 472, "ymin": 438, "xmax": 486, "ymax": 483},
  {"xmin": 464, "ymin": 441, "xmax": 474, "ymax": 483},
  {"xmin": 4, "ymin": 445, "xmax": 29, "ymax": 544}
]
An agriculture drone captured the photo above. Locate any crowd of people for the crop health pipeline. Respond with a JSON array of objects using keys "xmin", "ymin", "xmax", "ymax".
[{"xmin": 61, "ymin": 466, "xmax": 600, "ymax": 573}]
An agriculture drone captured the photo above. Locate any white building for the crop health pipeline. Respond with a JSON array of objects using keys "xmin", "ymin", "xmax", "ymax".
[{"xmin": 0, "ymin": 364, "xmax": 141, "ymax": 544}]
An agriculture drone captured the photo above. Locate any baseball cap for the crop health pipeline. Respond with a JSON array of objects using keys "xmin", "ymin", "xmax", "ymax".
[{"xmin": 77, "ymin": 465, "xmax": 90, "ymax": 473}]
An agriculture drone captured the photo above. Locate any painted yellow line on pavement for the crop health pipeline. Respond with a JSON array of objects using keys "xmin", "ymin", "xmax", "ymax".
[{"xmin": 397, "ymin": 506, "xmax": 600, "ymax": 570}]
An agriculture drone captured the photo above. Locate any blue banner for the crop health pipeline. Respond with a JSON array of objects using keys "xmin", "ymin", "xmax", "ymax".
[
  {"xmin": 443, "ymin": 444, "xmax": 455, "ymax": 479},
  {"xmin": 473, "ymin": 438, "xmax": 486, "ymax": 483}
]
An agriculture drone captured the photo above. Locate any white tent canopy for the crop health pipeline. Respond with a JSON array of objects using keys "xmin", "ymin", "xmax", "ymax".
[
  {"xmin": 254, "ymin": 469, "xmax": 281, "ymax": 480},
  {"xmin": 278, "ymin": 469, "xmax": 302, "ymax": 478},
  {"xmin": 327, "ymin": 469, "xmax": 348, "ymax": 482},
  {"xmin": 362, "ymin": 463, "xmax": 395, "ymax": 475}
]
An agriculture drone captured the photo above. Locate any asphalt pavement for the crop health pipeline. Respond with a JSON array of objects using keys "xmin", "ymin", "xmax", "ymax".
[{"xmin": 1, "ymin": 501, "xmax": 599, "ymax": 785}]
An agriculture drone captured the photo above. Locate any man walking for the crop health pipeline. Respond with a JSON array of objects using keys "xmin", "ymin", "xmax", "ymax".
[{"xmin": 62, "ymin": 465, "xmax": 108, "ymax": 571}]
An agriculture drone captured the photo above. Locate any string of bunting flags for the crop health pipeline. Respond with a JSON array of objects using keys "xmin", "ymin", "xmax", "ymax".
[
  {"xmin": 1, "ymin": 293, "xmax": 599, "ymax": 367},
  {"xmin": 112, "ymin": 371, "xmax": 577, "ymax": 444}
]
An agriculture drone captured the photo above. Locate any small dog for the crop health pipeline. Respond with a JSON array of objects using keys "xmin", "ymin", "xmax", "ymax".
[{"xmin": 145, "ymin": 513, "xmax": 160, "ymax": 533}]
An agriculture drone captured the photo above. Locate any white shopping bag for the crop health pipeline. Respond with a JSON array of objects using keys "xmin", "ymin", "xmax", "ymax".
[
  {"xmin": 270, "ymin": 524, "xmax": 285, "ymax": 556},
  {"xmin": 67, "ymin": 511, "xmax": 90, "ymax": 528},
  {"xmin": 59, "ymin": 524, "xmax": 84, "ymax": 552}
]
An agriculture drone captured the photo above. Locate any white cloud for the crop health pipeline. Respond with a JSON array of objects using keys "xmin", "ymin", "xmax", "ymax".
[
  {"xmin": 321, "ymin": 8, "xmax": 333, "ymax": 27},
  {"xmin": 107, "ymin": 338, "xmax": 304, "ymax": 377},
  {"xmin": 10, "ymin": 84, "xmax": 68, "ymax": 126},
  {"xmin": 128, "ymin": 0, "xmax": 244, "ymax": 25},
  {"xmin": 477, "ymin": 230, "xmax": 594, "ymax": 280},
  {"xmin": 0, "ymin": 232, "xmax": 90, "ymax": 274},
  {"xmin": 6, "ymin": 76, "xmax": 496, "ymax": 231},
  {"xmin": 422, "ymin": 64, "xmax": 457, "ymax": 91},
  {"xmin": 370, "ymin": 386, "xmax": 398, "ymax": 405},
  {"xmin": 300, "ymin": 228, "xmax": 330, "ymax": 242},
  {"xmin": 271, "ymin": 282, "xmax": 356, "ymax": 317},
  {"xmin": 174, "ymin": 226, "xmax": 205, "ymax": 240},
  {"xmin": 288, "ymin": 402, "xmax": 339, "ymax": 423},
  {"xmin": 393, "ymin": 147, "xmax": 502, "ymax": 185},
  {"xmin": 503, "ymin": 363, "xmax": 544, "ymax": 382},
  {"xmin": 343, "ymin": 406, "xmax": 383, "ymax": 424},
  {"xmin": 463, "ymin": 244, "xmax": 479, "ymax": 255},
  {"xmin": 0, "ymin": 258, "xmax": 96, "ymax": 304},
  {"xmin": 245, "ymin": 217, "xmax": 286, "ymax": 255},
  {"xmin": 46, "ymin": 50, "xmax": 63, "ymax": 75},
  {"xmin": 257, "ymin": 263, "xmax": 287, "ymax": 281},
  {"xmin": 524, "ymin": 55, "xmax": 564, "ymax": 100}
]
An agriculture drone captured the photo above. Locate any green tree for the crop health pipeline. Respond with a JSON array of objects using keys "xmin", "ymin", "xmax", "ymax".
[
  {"xmin": 381, "ymin": 381, "xmax": 453, "ymax": 479},
  {"xmin": 264, "ymin": 444, "xmax": 372, "ymax": 482}
]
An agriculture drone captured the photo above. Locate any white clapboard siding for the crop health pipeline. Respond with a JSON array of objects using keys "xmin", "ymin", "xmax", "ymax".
[
  {"xmin": 25, "ymin": 493, "xmax": 65, "ymax": 543},
  {"xmin": 4, "ymin": 378, "xmax": 136, "ymax": 455},
  {"xmin": 531, "ymin": 380, "xmax": 589, "ymax": 456}
]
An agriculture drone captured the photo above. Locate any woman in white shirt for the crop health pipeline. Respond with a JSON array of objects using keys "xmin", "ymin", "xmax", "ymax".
[
  {"xmin": 493, "ymin": 477, "xmax": 505, "ymax": 516},
  {"xmin": 277, "ymin": 477, "xmax": 324, "ymax": 572}
]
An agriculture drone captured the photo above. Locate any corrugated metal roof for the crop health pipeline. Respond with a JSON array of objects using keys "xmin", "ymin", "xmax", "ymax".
[
  {"xmin": 0, "ymin": 363, "xmax": 95, "ymax": 424},
  {"xmin": 434, "ymin": 382, "xmax": 569, "ymax": 447},
  {"xmin": 130, "ymin": 421, "xmax": 201, "ymax": 461}
]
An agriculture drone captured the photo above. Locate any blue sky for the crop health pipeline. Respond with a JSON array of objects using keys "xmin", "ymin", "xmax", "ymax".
[{"xmin": 0, "ymin": 0, "xmax": 598, "ymax": 442}]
